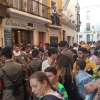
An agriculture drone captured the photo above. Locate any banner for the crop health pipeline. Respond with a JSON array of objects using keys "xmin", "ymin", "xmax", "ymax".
[
  {"xmin": 62, "ymin": 0, "xmax": 70, "ymax": 11},
  {"xmin": 4, "ymin": 28, "xmax": 12, "ymax": 47}
]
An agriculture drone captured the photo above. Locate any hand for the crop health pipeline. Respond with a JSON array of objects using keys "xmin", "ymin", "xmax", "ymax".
[{"xmin": 84, "ymin": 83, "xmax": 94, "ymax": 93}]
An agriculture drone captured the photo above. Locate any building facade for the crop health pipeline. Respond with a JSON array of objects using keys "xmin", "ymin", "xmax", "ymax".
[
  {"xmin": 62, "ymin": 0, "xmax": 80, "ymax": 45},
  {"xmin": 78, "ymin": 0, "xmax": 100, "ymax": 43},
  {"xmin": 0, "ymin": 0, "xmax": 63, "ymax": 47}
]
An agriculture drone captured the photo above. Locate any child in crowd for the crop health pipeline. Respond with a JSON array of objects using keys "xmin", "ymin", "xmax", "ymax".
[
  {"xmin": 75, "ymin": 59, "xmax": 92, "ymax": 100},
  {"xmin": 44, "ymin": 67, "xmax": 68, "ymax": 100}
]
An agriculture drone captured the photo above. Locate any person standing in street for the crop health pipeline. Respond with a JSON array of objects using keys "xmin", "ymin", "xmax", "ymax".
[
  {"xmin": 18, "ymin": 45, "xmax": 32, "ymax": 65},
  {"xmin": 58, "ymin": 41, "xmax": 74, "ymax": 65},
  {"xmin": 73, "ymin": 47, "xmax": 96, "ymax": 75},
  {"xmin": 0, "ymin": 46, "xmax": 24, "ymax": 100}
]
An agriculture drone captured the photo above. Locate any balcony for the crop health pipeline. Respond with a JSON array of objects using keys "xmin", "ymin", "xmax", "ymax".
[
  {"xmin": 5, "ymin": 0, "xmax": 51, "ymax": 23},
  {"xmin": 62, "ymin": 14, "xmax": 76, "ymax": 29}
]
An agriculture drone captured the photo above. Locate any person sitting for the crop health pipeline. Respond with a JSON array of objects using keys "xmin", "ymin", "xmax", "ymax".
[
  {"xmin": 75, "ymin": 59, "xmax": 92, "ymax": 99},
  {"xmin": 44, "ymin": 67, "xmax": 68, "ymax": 100},
  {"xmin": 29, "ymin": 71, "xmax": 64, "ymax": 100}
]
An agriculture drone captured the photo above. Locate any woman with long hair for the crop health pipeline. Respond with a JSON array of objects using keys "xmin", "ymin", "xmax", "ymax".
[
  {"xmin": 56, "ymin": 54, "xmax": 81, "ymax": 100},
  {"xmin": 29, "ymin": 71, "xmax": 64, "ymax": 100}
]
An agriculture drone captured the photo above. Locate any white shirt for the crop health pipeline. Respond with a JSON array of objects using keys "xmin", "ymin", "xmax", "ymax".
[
  {"xmin": 42, "ymin": 59, "xmax": 50, "ymax": 72},
  {"xmin": 13, "ymin": 51, "xmax": 21, "ymax": 56}
]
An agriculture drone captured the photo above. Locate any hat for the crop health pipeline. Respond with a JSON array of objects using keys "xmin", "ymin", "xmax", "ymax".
[
  {"xmin": 58, "ymin": 41, "xmax": 67, "ymax": 47},
  {"xmin": 39, "ymin": 48, "xmax": 44, "ymax": 53},
  {"xmin": 1, "ymin": 46, "xmax": 12, "ymax": 55}
]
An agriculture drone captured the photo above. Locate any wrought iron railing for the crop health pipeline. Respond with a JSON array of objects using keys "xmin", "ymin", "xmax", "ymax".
[{"xmin": 5, "ymin": 0, "xmax": 51, "ymax": 19}]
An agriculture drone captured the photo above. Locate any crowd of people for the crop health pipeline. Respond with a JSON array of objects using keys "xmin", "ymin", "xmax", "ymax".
[{"xmin": 0, "ymin": 40, "xmax": 100, "ymax": 100}]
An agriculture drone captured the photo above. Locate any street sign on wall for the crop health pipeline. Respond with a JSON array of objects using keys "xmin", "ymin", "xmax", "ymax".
[{"xmin": 4, "ymin": 28, "xmax": 12, "ymax": 47}]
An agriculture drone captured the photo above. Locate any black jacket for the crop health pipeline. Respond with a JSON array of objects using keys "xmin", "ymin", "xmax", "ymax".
[{"xmin": 41, "ymin": 95, "xmax": 63, "ymax": 100}]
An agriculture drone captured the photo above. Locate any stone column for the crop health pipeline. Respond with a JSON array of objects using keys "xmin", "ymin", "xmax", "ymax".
[
  {"xmin": 0, "ymin": 22, "xmax": 4, "ymax": 47},
  {"xmin": 18, "ymin": 31, "xmax": 21, "ymax": 44},
  {"xmin": 33, "ymin": 30, "xmax": 38, "ymax": 45},
  {"xmin": 45, "ymin": 28, "xmax": 50, "ymax": 43}
]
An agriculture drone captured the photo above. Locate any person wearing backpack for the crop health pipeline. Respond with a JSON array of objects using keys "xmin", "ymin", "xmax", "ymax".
[{"xmin": 0, "ymin": 46, "xmax": 24, "ymax": 100}]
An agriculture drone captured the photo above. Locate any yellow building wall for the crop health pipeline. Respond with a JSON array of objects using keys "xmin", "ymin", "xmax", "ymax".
[
  {"xmin": 47, "ymin": 0, "xmax": 51, "ymax": 19},
  {"xmin": 57, "ymin": 0, "xmax": 62, "ymax": 10}
]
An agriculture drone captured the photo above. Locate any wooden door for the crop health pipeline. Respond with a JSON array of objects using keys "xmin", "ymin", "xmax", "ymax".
[{"xmin": 39, "ymin": 32, "xmax": 44, "ymax": 45}]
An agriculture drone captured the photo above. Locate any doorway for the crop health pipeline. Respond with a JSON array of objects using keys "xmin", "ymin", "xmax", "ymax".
[{"xmin": 39, "ymin": 32, "xmax": 45, "ymax": 45}]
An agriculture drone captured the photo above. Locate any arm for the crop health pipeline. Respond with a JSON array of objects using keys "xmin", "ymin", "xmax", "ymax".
[
  {"xmin": 94, "ymin": 85, "xmax": 100, "ymax": 100},
  {"xmin": 61, "ymin": 87, "xmax": 68, "ymax": 100},
  {"xmin": 84, "ymin": 79, "xmax": 100, "ymax": 94}
]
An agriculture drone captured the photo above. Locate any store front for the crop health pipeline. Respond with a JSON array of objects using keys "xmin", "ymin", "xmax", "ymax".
[
  {"xmin": 3, "ymin": 18, "xmax": 35, "ymax": 46},
  {"xmin": 12, "ymin": 29, "xmax": 33, "ymax": 44}
]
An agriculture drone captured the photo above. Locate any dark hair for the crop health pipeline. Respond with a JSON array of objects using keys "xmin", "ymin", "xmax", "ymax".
[
  {"xmin": 32, "ymin": 50, "xmax": 39, "ymax": 58},
  {"xmin": 22, "ymin": 45, "xmax": 30, "ymax": 51},
  {"xmin": 73, "ymin": 43, "xmax": 77, "ymax": 47},
  {"xmin": 30, "ymin": 71, "xmax": 63, "ymax": 97},
  {"xmin": 56, "ymin": 54, "xmax": 74, "ymax": 84},
  {"xmin": 78, "ymin": 47, "xmax": 87, "ymax": 53},
  {"xmin": 39, "ymin": 48, "xmax": 44, "ymax": 53},
  {"xmin": 44, "ymin": 67, "xmax": 57, "ymax": 75},
  {"xmin": 4, "ymin": 50, "xmax": 12, "ymax": 59},
  {"xmin": 48, "ymin": 48, "xmax": 58, "ymax": 57},
  {"xmin": 76, "ymin": 59, "xmax": 86, "ymax": 70},
  {"xmin": 50, "ymin": 43, "xmax": 58, "ymax": 49}
]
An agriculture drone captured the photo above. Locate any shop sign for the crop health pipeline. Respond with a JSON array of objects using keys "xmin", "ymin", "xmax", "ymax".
[
  {"xmin": 4, "ymin": 19, "xmax": 27, "ymax": 29},
  {"xmin": 4, "ymin": 28, "xmax": 12, "ymax": 47},
  {"xmin": 4, "ymin": 18, "xmax": 35, "ymax": 30}
]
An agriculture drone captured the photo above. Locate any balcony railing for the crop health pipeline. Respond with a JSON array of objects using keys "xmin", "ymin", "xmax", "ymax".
[
  {"xmin": 5, "ymin": 0, "xmax": 50, "ymax": 19},
  {"xmin": 62, "ymin": 13, "xmax": 76, "ymax": 29}
]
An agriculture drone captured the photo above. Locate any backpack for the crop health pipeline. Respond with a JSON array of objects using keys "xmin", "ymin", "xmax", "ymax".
[{"xmin": 1, "ymin": 68, "xmax": 22, "ymax": 96}]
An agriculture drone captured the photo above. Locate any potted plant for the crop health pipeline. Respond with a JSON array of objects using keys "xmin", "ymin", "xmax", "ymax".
[{"xmin": 0, "ymin": 0, "xmax": 8, "ymax": 24}]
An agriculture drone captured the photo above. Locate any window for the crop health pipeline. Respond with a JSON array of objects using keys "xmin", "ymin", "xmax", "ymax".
[
  {"xmin": 86, "ymin": 23, "xmax": 90, "ymax": 31},
  {"xmin": 86, "ymin": 11, "xmax": 90, "ymax": 20}
]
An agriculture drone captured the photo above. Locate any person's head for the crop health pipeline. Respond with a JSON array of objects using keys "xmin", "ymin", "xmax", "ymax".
[
  {"xmin": 44, "ymin": 67, "xmax": 57, "ymax": 85},
  {"xmin": 73, "ymin": 43, "xmax": 77, "ymax": 47},
  {"xmin": 1, "ymin": 46, "xmax": 12, "ymax": 62},
  {"xmin": 58, "ymin": 41, "xmax": 69, "ymax": 51},
  {"xmin": 32, "ymin": 50, "xmax": 39, "ymax": 58},
  {"xmin": 45, "ymin": 43, "xmax": 49, "ymax": 50},
  {"xmin": 97, "ymin": 67, "xmax": 100, "ymax": 77},
  {"xmin": 22, "ymin": 45, "xmax": 31, "ymax": 53},
  {"xmin": 30, "ymin": 71, "xmax": 52, "ymax": 97},
  {"xmin": 48, "ymin": 48, "xmax": 58, "ymax": 60},
  {"xmin": 56, "ymin": 54, "xmax": 73, "ymax": 84},
  {"xmin": 78, "ymin": 47, "xmax": 87, "ymax": 59},
  {"xmin": 50, "ymin": 43, "xmax": 58, "ymax": 49},
  {"xmin": 15, "ymin": 45, "xmax": 20, "ymax": 52},
  {"xmin": 39, "ymin": 48, "xmax": 44, "ymax": 57},
  {"xmin": 39, "ymin": 42, "xmax": 43, "ymax": 48},
  {"xmin": 76, "ymin": 59, "xmax": 86, "ymax": 71}
]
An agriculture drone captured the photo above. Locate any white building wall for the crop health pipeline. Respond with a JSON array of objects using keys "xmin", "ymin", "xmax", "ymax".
[
  {"xmin": 62, "ymin": 0, "xmax": 78, "ymax": 45},
  {"xmin": 78, "ymin": 0, "xmax": 100, "ymax": 43}
]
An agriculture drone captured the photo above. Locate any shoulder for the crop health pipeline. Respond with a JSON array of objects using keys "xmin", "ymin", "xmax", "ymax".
[
  {"xmin": 42, "ymin": 60, "xmax": 48, "ymax": 65},
  {"xmin": 41, "ymin": 94, "xmax": 63, "ymax": 100},
  {"xmin": 58, "ymin": 82, "xmax": 64, "ymax": 88}
]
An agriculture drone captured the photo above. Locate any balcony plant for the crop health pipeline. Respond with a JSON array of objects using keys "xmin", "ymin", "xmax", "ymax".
[{"xmin": 0, "ymin": 0, "xmax": 8, "ymax": 24}]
